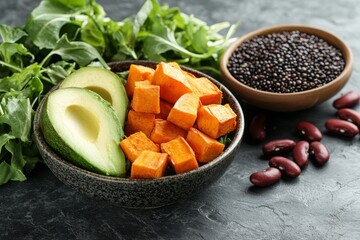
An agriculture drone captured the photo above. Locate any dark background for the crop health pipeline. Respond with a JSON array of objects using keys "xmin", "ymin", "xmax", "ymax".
[{"xmin": 1, "ymin": 0, "xmax": 359, "ymax": 239}]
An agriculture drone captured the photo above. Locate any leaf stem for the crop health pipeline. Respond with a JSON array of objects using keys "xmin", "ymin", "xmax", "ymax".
[{"xmin": 0, "ymin": 61, "xmax": 22, "ymax": 72}]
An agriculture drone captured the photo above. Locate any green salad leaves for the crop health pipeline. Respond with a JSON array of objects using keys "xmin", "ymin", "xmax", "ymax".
[{"xmin": 0, "ymin": 0, "xmax": 237, "ymax": 185}]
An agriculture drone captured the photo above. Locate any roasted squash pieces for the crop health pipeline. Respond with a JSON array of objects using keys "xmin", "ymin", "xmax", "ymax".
[{"xmin": 120, "ymin": 62, "xmax": 237, "ymax": 179}]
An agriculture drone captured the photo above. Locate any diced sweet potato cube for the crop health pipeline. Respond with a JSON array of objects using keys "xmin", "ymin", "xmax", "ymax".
[
  {"xmin": 150, "ymin": 119, "xmax": 187, "ymax": 144},
  {"xmin": 125, "ymin": 110, "xmax": 155, "ymax": 137},
  {"xmin": 168, "ymin": 62, "xmax": 197, "ymax": 78},
  {"xmin": 152, "ymin": 62, "xmax": 193, "ymax": 103},
  {"xmin": 196, "ymin": 104, "xmax": 237, "ymax": 139},
  {"xmin": 155, "ymin": 100, "xmax": 173, "ymax": 119},
  {"xmin": 186, "ymin": 128, "xmax": 225, "ymax": 163},
  {"xmin": 167, "ymin": 62, "xmax": 182, "ymax": 70},
  {"xmin": 160, "ymin": 137, "xmax": 198, "ymax": 174},
  {"xmin": 134, "ymin": 80, "xmax": 151, "ymax": 86},
  {"xmin": 119, "ymin": 131, "xmax": 160, "ymax": 163},
  {"xmin": 187, "ymin": 76, "xmax": 222, "ymax": 105},
  {"xmin": 167, "ymin": 93, "xmax": 199, "ymax": 130},
  {"xmin": 131, "ymin": 81, "xmax": 160, "ymax": 114},
  {"xmin": 125, "ymin": 64, "xmax": 155, "ymax": 98},
  {"xmin": 131, "ymin": 150, "xmax": 168, "ymax": 179}
]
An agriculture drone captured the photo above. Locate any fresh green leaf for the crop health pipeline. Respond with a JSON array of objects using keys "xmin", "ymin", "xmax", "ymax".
[
  {"xmin": 43, "ymin": 61, "xmax": 76, "ymax": 84},
  {"xmin": 0, "ymin": 24, "xmax": 27, "ymax": 43},
  {"xmin": 105, "ymin": 20, "xmax": 137, "ymax": 60},
  {"xmin": 43, "ymin": 35, "xmax": 108, "ymax": 68},
  {"xmin": 0, "ymin": 42, "xmax": 34, "ymax": 70},
  {"xmin": 0, "ymin": 64, "xmax": 40, "ymax": 93},
  {"xmin": 133, "ymin": 0, "xmax": 154, "ymax": 40},
  {"xmin": 0, "ymin": 97, "xmax": 32, "ymax": 142},
  {"xmin": 25, "ymin": 0, "xmax": 92, "ymax": 49},
  {"xmin": 0, "ymin": 160, "xmax": 27, "ymax": 185},
  {"xmin": 0, "ymin": 134, "xmax": 15, "ymax": 153},
  {"xmin": 80, "ymin": 17, "xmax": 106, "ymax": 54}
]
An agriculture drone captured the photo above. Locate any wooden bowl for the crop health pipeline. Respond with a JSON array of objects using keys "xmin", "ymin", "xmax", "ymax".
[
  {"xmin": 220, "ymin": 25, "xmax": 353, "ymax": 112},
  {"xmin": 33, "ymin": 60, "xmax": 245, "ymax": 209}
]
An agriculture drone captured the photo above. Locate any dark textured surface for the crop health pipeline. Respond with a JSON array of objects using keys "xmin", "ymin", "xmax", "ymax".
[{"xmin": 1, "ymin": 0, "xmax": 360, "ymax": 239}]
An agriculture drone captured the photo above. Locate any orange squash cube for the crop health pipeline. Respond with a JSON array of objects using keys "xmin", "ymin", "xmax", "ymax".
[
  {"xmin": 119, "ymin": 131, "xmax": 160, "ymax": 163},
  {"xmin": 186, "ymin": 128, "xmax": 225, "ymax": 163},
  {"xmin": 124, "ymin": 110, "xmax": 155, "ymax": 137},
  {"xmin": 196, "ymin": 104, "xmax": 237, "ymax": 139},
  {"xmin": 125, "ymin": 64, "xmax": 155, "ymax": 98},
  {"xmin": 160, "ymin": 137, "xmax": 198, "ymax": 174},
  {"xmin": 131, "ymin": 150, "xmax": 168, "ymax": 179},
  {"xmin": 155, "ymin": 100, "xmax": 173, "ymax": 119},
  {"xmin": 131, "ymin": 81, "xmax": 160, "ymax": 114},
  {"xmin": 150, "ymin": 119, "xmax": 187, "ymax": 144},
  {"xmin": 187, "ymin": 76, "xmax": 222, "ymax": 105},
  {"xmin": 152, "ymin": 62, "xmax": 193, "ymax": 103},
  {"xmin": 167, "ymin": 93, "xmax": 199, "ymax": 130}
]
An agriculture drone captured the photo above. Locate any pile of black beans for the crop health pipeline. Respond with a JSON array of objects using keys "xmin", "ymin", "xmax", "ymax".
[{"xmin": 227, "ymin": 31, "xmax": 345, "ymax": 93}]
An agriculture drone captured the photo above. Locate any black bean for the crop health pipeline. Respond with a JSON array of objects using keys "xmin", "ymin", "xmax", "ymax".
[{"xmin": 227, "ymin": 31, "xmax": 345, "ymax": 93}]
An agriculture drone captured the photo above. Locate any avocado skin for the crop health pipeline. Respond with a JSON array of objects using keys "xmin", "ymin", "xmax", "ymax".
[{"xmin": 39, "ymin": 89, "xmax": 126, "ymax": 177}]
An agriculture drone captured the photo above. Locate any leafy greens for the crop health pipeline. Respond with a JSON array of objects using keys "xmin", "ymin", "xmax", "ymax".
[{"xmin": 0, "ymin": 0, "xmax": 237, "ymax": 185}]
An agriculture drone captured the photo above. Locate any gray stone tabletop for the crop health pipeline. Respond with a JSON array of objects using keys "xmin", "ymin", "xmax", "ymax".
[{"xmin": 1, "ymin": 0, "xmax": 359, "ymax": 239}]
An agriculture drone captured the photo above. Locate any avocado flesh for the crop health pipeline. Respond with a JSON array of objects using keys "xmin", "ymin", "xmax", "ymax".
[
  {"xmin": 40, "ymin": 87, "xmax": 126, "ymax": 177},
  {"xmin": 60, "ymin": 67, "xmax": 128, "ymax": 127}
]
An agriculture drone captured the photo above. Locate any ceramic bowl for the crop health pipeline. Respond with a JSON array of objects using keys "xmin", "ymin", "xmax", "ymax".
[
  {"xmin": 33, "ymin": 60, "xmax": 245, "ymax": 209},
  {"xmin": 220, "ymin": 24, "xmax": 353, "ymax": 112}
]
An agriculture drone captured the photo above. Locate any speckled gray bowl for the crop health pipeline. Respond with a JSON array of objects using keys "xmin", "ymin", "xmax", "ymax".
[{"xmin": 33, "ymin": 60, "xmax": 245, "ymax": 208}]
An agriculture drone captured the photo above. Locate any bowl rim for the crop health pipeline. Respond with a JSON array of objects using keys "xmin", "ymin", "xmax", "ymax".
[
  {"xmin": 34, "ymin": 60, "xmax": 245, "ymax": 184},
  {"xmin": 220, "ymin": 24, "xmax": 354, "ymax": 97}
]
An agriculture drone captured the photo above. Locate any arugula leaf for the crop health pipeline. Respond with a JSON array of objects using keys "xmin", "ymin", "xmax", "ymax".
[
  {"xmin": 0, "ymin": 24, "xmax": 27, "ymax": 43},
  {"xmin": 0, "ymin": 64, "xmax": 40, "ymax": 93},
  {"xmin": 0, "ymin": 97, "xmax": 32, "ymax": 142},
  {"xmin": 25, "ymin": 0, "xmax": 92, "ymax": 49},
  {"xmin": 0, "ymin": 134, "xmax": 15, "ymax": 153},
  {"xmin": 42, "ymin": 35, "xmax": 108, "ymax": 68},
  {"xmin": 103, "ymin": 19, "xmax": 137, "ymax": 61},
  {"xmin": 0, "ymin": 42, "xmax": 34, "ymax": 71},
  {"xmin": 139, "ymin": 15, "xmax": 213, "ymax": 61},
  {"xmin": 0, "ymin": 160, "xmax": 27, "ymax": 184},
  {"xmin": 43, "ymin": 61, "xmax": 76, "ymax": 84},
  {"xmin": 80, "ymin": 16, "xmax": 106, "ymax": 55}
]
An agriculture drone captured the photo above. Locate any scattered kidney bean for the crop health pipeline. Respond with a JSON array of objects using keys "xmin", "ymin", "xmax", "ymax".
[
  {"xmin": 262, "ymin": 139, "xmax": 296, "ymax": 156},
  {"xmin": 249, "ymin": 167, "xmax": 282, "ymax": 187},
  {"xmin": 249, "ymin": 112, "xmax": 267, "ymax": 142},
  {"xmin": 325, "ymin": 118, "xmax": 359, "ymax": 137},
  {"xmin": 333, "ymin": 91, "xmax": 360, "ymax": 109},
  {"xmin": 336, "ymin": 108, "xmax": 360, "ymax": 127},
  {"xmin": 310, "ymin": 141, "xmax": 330, "ymax": 165},
  {"xmin": 269, "ymin": 156, "xmax": 301, "ymax": 177},
  {"xmin": 296, "ymin": 121, "xmax": 322, "ymax": 142},
  {"xmin": 293, "ymin": 141, "xmax": 310, "ymax": 168}
]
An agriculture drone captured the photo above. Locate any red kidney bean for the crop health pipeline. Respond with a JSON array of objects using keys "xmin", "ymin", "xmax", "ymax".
[
  {"xmin": 262, "ymin": 139, "xmax": 296, "ymax": 156},
  {"xmin": 337, "ymin": 108, "xmax": 360, "ymax": 127},
  {"xmin": 333, "ymin": 91, "xmax": 360, "ymax": 109},
  {"xmin": 249, "ymin": 113, "xmax": 267, "ymax": 142},
  {"xmin": 269, "ymin": 156, "xmax": 301, "ymax": 178},
  {"xmin": 310, "ymin": 141, "xmax": 330, "ymax": 165},
  {"xmin": 296, "ymin": 121, "xmax": 322, "ymax": 142},
  {"xmin": 249, "ymin": 167, "xmax": 281, "ymax": 187},
  {"xmin": 293, "ymin": 141, "xmax": 310, "ymax": 168},
  {"xmin": 325, "ymin": 118, "xmax": 359, "ymax": 137}
]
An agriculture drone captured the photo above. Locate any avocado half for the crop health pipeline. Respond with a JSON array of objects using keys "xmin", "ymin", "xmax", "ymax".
[
  {"xmin": 40, "ymin": 87, "xmax": 126, "ymax": 177},
  {"xmin": 60, "ymin": 67, "xmax": 128, "ymax": 127}
]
